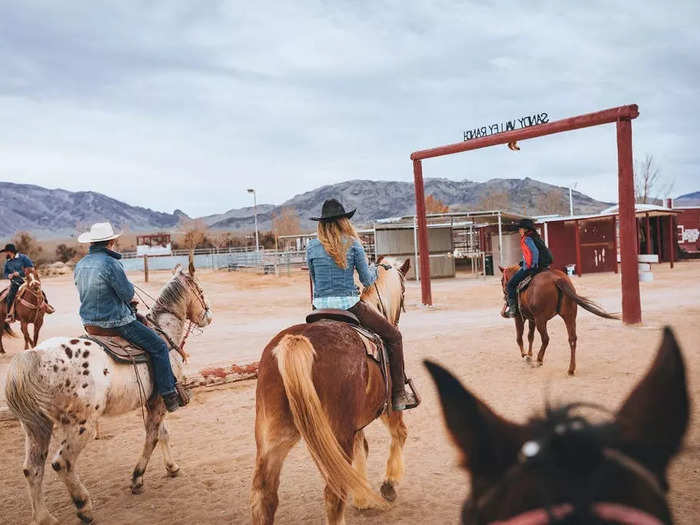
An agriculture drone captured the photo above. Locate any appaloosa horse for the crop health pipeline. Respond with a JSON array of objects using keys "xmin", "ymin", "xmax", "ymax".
[
  {"xmin": 5, "ymin": 263, "xmax": 212, "ymax": 525},
  {"xmin": 426, "ymin": 327, "xmax": 688, "ymax": 524},
  {"xmin": 499, "ymin": 265, "xmax": 617, "ymax": 375},
  {"xmin": 251, "ymin": 258, "xmax": 411, "ymax": 525}
]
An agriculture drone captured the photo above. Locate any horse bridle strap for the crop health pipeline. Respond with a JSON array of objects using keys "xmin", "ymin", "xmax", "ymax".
[{"xmin": 490, "ymin": 502, "xmax": 664, "ymax": 525}]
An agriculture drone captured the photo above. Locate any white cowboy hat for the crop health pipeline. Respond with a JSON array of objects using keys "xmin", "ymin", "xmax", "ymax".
[{"xmin": 78, "ymin": 222, "xmax": 122, "ymax": 243}]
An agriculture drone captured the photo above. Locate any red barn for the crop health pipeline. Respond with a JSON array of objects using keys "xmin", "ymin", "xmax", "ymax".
[
  {"xmin": 536, "ymin": 205, "xmax": 680, "ymax": 276},
  {"xmin": 674, "ymin": 206, "xmax": 700, "ymax": 255}
]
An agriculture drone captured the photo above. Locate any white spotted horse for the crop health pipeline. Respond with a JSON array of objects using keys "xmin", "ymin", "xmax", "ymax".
[{"xmin": 5, "ymin": 263, "xmax": 212, "ymax": 524}]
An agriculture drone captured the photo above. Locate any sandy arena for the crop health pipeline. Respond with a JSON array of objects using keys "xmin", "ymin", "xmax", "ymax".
[{"xmin": 0, "ymin": 263, "xmax": 698, "ymax": 524}]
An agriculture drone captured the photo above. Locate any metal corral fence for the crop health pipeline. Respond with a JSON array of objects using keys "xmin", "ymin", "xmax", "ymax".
[{"xmin": 121, "ymin": 247, "xmax": 307, "ymax": 274}]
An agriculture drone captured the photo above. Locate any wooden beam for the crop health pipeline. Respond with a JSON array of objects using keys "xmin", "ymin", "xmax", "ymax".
[
  {"xmin": 574, "ymin": 220, "xmax": 582, "ymax": 277},
  {"xmin": 411, "ymin": 105, "xmax": 639, "ymax": 160},
  {"xmin": 413, "ymin": 159, "xmax": 432, "ymax": 305},
  {"xmin": 612, "ymin": 215, "xmax": 619, "ymax": 274}
]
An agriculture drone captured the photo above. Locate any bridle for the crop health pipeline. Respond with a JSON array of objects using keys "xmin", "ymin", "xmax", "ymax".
[
  {"xmin": 142, "ymin": 273, "xmax": 210, "ymax": 360},
  {"xmin": 16, "ymin": 272, "xmax": 45, "ymax": 323},
  {"xmin": 464, "ymin": 426, "xmax": 667, "ymax": 525}
]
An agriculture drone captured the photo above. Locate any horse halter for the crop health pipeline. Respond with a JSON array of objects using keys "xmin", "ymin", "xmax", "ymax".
[{"xmin": 464, "ymin": 420, "xmax": 667, "ymax": 525}]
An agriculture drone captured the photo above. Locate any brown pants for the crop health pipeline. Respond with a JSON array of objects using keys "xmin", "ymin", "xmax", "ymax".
[{"xmin": 348, "ymin": 301, "xmax": 405, "ymax": 395}]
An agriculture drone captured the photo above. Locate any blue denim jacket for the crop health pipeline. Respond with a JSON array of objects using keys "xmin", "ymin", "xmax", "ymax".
[
  {"xmin": 74, "ymin": 246, "xmax": 136, "ymax": 328},
  {"xmin": 3, "ymin": 253, "xmax": 34, "ymax": 279},
  {"xmin": 307, "ymin": 238, "xmax": 377, "ymax": 298}
]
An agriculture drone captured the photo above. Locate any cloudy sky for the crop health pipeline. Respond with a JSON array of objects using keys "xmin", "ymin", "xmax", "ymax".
[{"xmin": 1, "ymin": 1, "xmax": 698, "ymax": 216}]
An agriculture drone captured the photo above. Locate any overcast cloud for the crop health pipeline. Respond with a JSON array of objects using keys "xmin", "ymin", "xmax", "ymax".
[{"xmin": 0, "ymin": 1, "xmax": 698, "ymax": 216}]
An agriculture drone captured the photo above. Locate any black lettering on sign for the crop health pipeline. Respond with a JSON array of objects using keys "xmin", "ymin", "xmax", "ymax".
[{"xmin": 463, "ymin": 112, "xmax": 550, "ymax": 141}]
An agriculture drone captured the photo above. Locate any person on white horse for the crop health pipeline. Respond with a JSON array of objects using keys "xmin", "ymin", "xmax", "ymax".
[
  {"xmin": 2, "ymin": 242, "xmax": 55, "ymax": 323},
  {"xmin": 74, "ymin": 222, "xmax": 182, "ymax": 412}
]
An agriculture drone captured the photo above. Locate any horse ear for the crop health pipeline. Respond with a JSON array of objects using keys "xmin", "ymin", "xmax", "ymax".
[
  {"xmin": 173, "ymin": 264, "xmax": 183, "ymax": 275},
  {"xmin": 399, "ymin": 258, "xmax": 411, "ymax": 276},
  {"xmin": 188, "ymin": 251, "xmax": 195, "ymax": 276},
  {"xmin": 424, "ymin": 360, "xmax": 526, "ymax": 476},
  {"xmin": 498, "ymin": 265, "xmax": 505, "ymax": 273},
  {"xmin": 376, "ymin": 255, "xmax": 385, "ymax": 265},
  {"xmin": 615, "ymin": 327, "xmax": 689, "ymax": 479}
]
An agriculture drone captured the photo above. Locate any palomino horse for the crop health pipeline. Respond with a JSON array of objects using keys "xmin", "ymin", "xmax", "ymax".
[
  {"xmin": 0, "ymin": 267, "xmax": 48, "ymax": 352},
  {"xmin": 499, "ymin": 266, "xmax": 617, "ymax": 375},
  {"xmin": 251, "ymin": 258, "xmax": 411, "ymax": 525},
  {"xmin": 426, "ymin": 327, "xmax": 688, "ymax": 524},
  {"xmin": 5, "ymin": 263, "xmax": 212, "ymax": 525}
]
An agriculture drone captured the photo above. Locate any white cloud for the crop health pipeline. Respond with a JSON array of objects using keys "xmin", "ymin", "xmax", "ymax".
[{"xmin": 0, "ymin": 0, "xmax": 698, "ymax": 215}]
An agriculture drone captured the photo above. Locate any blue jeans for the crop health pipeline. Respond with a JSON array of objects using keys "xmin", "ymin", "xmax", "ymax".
[
  {"xmin": 116, "ymin": 320, "xmax": 176, "ymax": 396},
  {"xmin": 506, "ymin": 268, "xmax": 535, "ymax": 304},
  {"xmin": 6, "ymin": 277, "xmax": 23, "ymax": 308}
]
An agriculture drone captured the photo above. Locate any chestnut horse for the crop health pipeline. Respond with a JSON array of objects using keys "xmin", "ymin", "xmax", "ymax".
[
  {"xmin": 0, "ymin": 267, "xmax": 47, "ymax": 352},
  {"xmin": 425, "ymin": 327, "xmax": 688, "ymax": 524},
  {"xmin": 251, "ymin": 258, "xmax": 411, "ymax": 525},
  {"xmin": 499, "ymin": 266, "xmax": 617, "ymax": 375}
]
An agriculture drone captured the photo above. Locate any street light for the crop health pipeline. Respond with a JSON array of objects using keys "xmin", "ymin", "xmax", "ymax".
[
  {"xmin": 247, "ymin": 188, "xmax": 260, "ymax": 252},
  {"xmin": 569, "ymin": 182, "xmax": 578, "ymax": 216}
]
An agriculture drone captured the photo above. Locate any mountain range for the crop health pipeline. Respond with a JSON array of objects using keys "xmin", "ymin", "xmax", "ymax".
[{"xmin": 3, "ymin": 178, "xmax": 689, "ymax": 239}]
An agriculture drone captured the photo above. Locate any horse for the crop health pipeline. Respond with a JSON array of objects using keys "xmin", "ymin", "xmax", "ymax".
[
  {"xmin": 425, "ymin": 326, "xmax": 689, "ymax": 524},
  {"xmin": 251, "ymin": 258, "xmax": 411, "ymax": 525},
  {"xmin": 499, "ymin": 265, "xmax": 618, "ymax": 375},
  {"xmin": 1, "ymin": 267, "xmax": 48, "ymax": 352},
  {"xmin": 5, "ymin": 262, "xmax": 212, "ymax": 525}
]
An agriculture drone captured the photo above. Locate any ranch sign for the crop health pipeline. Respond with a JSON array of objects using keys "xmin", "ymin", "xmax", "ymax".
[{"xmin": 463, "ymin": 112, "xmax": 549, "ymax": 141}]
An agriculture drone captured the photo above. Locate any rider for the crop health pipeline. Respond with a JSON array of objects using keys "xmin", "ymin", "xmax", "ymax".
[
  {"xmin": 307, "ymin": 199, "xmax": 417, "ymax": 411},
  {"xmin": 2, "ymin": 243, "xmax": 55, "ymax": 323},
  {"xmin": 504, "ymin": 218, "xmax": 552, "ymax": 318},
  {"xmin": 74, "ymin": 222, "xmax": 180, "ymax": 412}
]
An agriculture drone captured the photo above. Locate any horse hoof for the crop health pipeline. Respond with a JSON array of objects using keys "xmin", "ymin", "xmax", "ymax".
[
  {"xmin": 525, "ymin": 355, "xmax": 531, "ymax": 362},
  {"xmin": 167, "ymin": 466, "xmax": 180, "ymax": 478},
  {"xmin": 77, "ymin": 511, "xmax": 94, "ymax": 524},
  {"xmin": 537, "ymin": 361, "xmax": 543, "ymax": 367},
  {"xmin": 568, "ymin": 370, "xmax": 575, "ymax": 376},
  {"xmin": 380, "ymin": 481, "xmax": 397, "ymax": 502},
  {"xmin": 352, "ymin": 497, "xmax": 370, "ymax": 510},
  {"xmin": 131, "ymin": 484, "xmax": 144, "ymax": 495}
]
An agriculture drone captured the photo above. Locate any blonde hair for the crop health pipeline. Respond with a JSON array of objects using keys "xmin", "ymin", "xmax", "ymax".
[{"xmin": 317, "ymin": 217, "xmax": 359, "ymax": 269}]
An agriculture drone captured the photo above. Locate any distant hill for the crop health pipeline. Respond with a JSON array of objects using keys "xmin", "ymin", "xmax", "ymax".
[
  {"xmin": 675, "ymin": 191, "xmax": 700, "ymax": 206},
  {"xmin": 206, "ymin": 177, "xmax": 611, "ymax": 232},
  {"xmin": 0, "ymin": 178, "xmax": 611, "ymax": 239},
  {"xmin": 0, "ymin": 182, "xmax": 187, "ymax": 238}
]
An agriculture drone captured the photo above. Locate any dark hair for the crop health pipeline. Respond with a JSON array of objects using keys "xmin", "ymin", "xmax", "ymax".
[{"xmin": 91, "ymin": 240, "xmax": 112, "ymax": 248}]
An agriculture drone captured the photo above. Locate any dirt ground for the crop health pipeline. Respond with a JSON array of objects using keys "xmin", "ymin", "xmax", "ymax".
[{"xmin": 0, "ymin": 263, "xmax": 698, "ymax": 524}]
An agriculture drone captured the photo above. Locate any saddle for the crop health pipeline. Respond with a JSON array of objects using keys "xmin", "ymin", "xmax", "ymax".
[
  {"xmin": 81, "ymin": 326, "xmax": 151, "ymax": 364},
  {"xmin": 306, "ymin": 309, "xmax": 391, "ymax": 414},
  {"xmin": 516, "ymin": 275, "xmax": 533, "ymax": 294}
]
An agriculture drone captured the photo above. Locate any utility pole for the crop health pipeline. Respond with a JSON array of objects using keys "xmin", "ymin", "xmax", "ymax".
[{"xmin": 247, "ymin": 188, "xmax": 259, "ymax": 252}]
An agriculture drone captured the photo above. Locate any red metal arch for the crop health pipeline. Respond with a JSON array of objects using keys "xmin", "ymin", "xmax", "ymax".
[{"xmin": 410, "ymin": 104, "xmax": 641, "ymax": 324}]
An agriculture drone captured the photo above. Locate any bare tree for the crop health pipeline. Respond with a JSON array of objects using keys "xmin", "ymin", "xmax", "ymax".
[
  {"xmin": 272, "ymin": 207, "xmax": 301, "ymax": 237},
  {"xmin": 536, "ymin": 189, "xmax": 568, "ymax": 215},
  {"xmin": 425, "ymin": 194, "xmax": 449, "ymax": 214},
  {"xmin": 12, "ymin": 231, "xmax": 45, "ymax": 263},
  {"xmin": 477, "ymin": 190, "xmax": 511, "ymax": 211},
  {"xmin": 178, "ymin": 219, "xmax": 210, "ymax": 250},
  {"xmin": 634, "ymin": 154, "xmax": 673, "ymax": 204}
]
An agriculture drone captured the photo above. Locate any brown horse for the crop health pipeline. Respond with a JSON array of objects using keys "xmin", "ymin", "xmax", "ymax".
[
  {"xmin": 426, "ymin": 327, "xmax": 689, "ymax": 524},
  {"xmin": 0, "ymin": 267, "xmax": 48, "ymax": 351},
  {"xmin": 251, "ymin": 258, "xmax": 411, "ymax": 525},
  {"xmin": 499, "ymin": 266, "xmax": 617, "ymax": 375}
]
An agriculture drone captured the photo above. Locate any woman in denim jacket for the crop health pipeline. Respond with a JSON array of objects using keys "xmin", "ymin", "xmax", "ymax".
[{"xmin": 307, "ymin": 199, "xmax": 416, "ymax": 411}]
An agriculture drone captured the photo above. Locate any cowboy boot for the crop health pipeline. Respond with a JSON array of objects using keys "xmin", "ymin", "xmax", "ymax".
[
  {"xmin": 504, "ymin": 297, "xmax": 518, "ymax": 318},
  {"xmin": 392, "ymin": 377, "xmax": 420, "ymax": 411},
  {"xmin": 42, "ymin": 293, "xmax": 55, "ymax": 314}
]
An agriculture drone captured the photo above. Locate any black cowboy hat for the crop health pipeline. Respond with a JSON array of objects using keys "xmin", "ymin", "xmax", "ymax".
[
  {"xmin": 1, "ymin": 243, "xmax": 16, "ymax": 253},
  {"xmin": 310, "ymin": 198, "xmax": 356, "ymax": 222},
  {"xmin": 516, "ymin": 218, "xmax": 537, "ymax": 231}
]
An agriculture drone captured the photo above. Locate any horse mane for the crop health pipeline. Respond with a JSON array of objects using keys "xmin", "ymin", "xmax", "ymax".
[{"xmin": 151, "ymin": 275, "xmax": 189, "ymax": 315}]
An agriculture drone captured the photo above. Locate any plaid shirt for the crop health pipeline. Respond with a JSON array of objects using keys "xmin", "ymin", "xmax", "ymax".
[{"xmin": 312, "ymin": 295, "xmax": 360, "ymax": 310}]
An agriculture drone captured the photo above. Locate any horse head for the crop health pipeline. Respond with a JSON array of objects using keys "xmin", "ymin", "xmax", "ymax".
[
  {"xmin": 424, "ymin": 327, "xmax": 688, "ymax": 524},
  {"xmin": 169, "ymin": 260, "xmax": 212, "ymax": 328},
  {"xmin": 498, "ymin": 264, "xmax": 520, "ymax": 293},
  {"xmin": 361, "ymin": 256, "xmax": 410, "ymax": 326},
  {"xmin": 25, "ymin": 268, "xmax": 42, "ymax": 293}
]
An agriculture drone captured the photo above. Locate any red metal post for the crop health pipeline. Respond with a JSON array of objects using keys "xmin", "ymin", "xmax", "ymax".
[
  {"xmin": 617, "ymin": 118, "xmax": 642, "ymax": 324},
  {"xmin": 655, "ymin": 216, "xmax": 662, "ymax": 259},
  {"xmin": 574, "ymin": 220, "xmax": 582, "ymax": 277},
  {"xmin": 612, "ymin": 215, "xmax": 618, "ymax": 273},
  {"xmin": 645, "ymin": 213, "xmax": 652, "ymax": 254},
  {"xmin": 413, "ymin": 159, "xmax": 432, "ymax": 305},
  {"xmin": 668, "ymin": 216, "xmax": 675, "ymax": 269}
]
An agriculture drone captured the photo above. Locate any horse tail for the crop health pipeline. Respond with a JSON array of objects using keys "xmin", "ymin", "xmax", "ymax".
[
  {"xmin": 554, "ymin": 277, "xmax": 619, "ymax": 320},
  {"xmin": 5, "ymin": 351, "xmax": 53, "ymax": 439},
  {"xmin": 273, "ymin": 334, "xmax": 385, "ymax": 507}
]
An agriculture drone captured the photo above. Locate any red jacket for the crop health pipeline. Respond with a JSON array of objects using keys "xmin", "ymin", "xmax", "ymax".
[{"xmin": 520, "ymin": 234, "xmax": 540, "ymax": 270}]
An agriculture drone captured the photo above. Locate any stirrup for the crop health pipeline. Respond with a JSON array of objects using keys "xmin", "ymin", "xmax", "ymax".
[{"xmin": 175, "ymin": 382, "xmax": 190, "ymax": 407}]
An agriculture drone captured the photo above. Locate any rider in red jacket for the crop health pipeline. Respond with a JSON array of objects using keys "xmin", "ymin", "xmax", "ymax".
[{"xmin": 505, "ymin": 219, "xmax": 541, "ymax": 318}]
